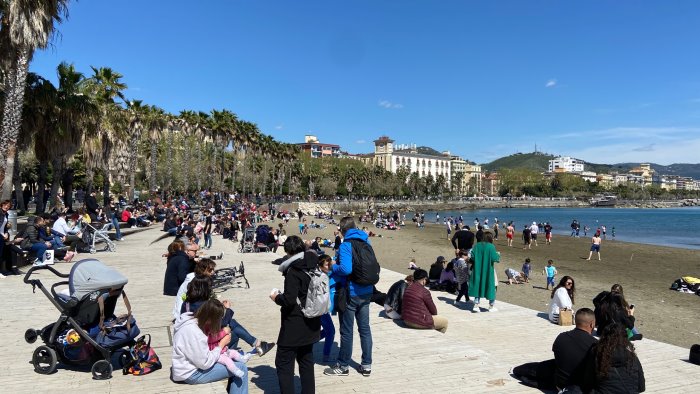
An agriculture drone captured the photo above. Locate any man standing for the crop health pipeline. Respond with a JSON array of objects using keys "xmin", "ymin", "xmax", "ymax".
[
  {"xmin": 544, "ymin": 222, "xmax": 553, "ymax": 245},
  {"xmin": 529, "ymin": 221, "xmax": 539, "ymax": 246},
  {"xmin": 85, "ymin": 190, "xmax": 100, "ymax": 221},
  {"xmin": 325, "ymin": 217, "xmax": 377, "ymax": 377},
  {"xmin": 451, "ymin": 224, "xmax": 474, "ymax": 254},
  {"xmin": 587, "ymin": 232, "xmax": 602, "ymax": 261}
]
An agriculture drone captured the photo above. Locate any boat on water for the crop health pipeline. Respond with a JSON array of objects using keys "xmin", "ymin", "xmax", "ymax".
[{"xmin": 590, "ymin": 194, "xmax": 617, "ymax": 207}]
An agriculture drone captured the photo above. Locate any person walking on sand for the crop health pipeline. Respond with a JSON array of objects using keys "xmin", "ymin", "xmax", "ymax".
[
  {"xmin": 468, "ymin": 232, "xmax": 500, "ymax": 312},
  {"xmin": 587, "ymin": 233, "xmax": 602, "ymax": 261},
  {"xmin": 529, "ymin": 222, "xmax": 539, "ymax": 247},
  {"xmin": 506, "ymin": 222, "xmax": 515, "ymax": 247},
  {"xmin": 601, "ymin": 225, "xmax": 607, "ymax": 240},
  {"xmin": 522, "ymin": 225, "xmax": 532, "ymax": 250}
]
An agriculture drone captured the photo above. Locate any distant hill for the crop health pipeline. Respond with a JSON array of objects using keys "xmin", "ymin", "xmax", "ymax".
[
  {"xmin": 482, "ymin": 153, "xmax": 700, "ymax": 178},
  {"xmin": 415, "ymin": 146, "xmax": 443, "ymax": 156},
  {"xmin": 481, "ymin": 152, "xmax": 555, "ymax": 172}
]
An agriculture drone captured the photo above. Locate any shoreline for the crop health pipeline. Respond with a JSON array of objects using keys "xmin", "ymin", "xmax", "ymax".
[{"xmin": 304, "ymin": 219, "xmax": 700, "ymax": 348}]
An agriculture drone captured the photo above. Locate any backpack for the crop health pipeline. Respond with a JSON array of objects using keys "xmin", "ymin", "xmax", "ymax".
[
  {"xmin": 348, "ymin": 239, "xmax": 381, "ymax": 286},
  {"xmin": 297, "ymin": 268, "xmax": 330, "ymax": 318},
  {"xmin": 121, "ymin": 334, "xmax": 162, "ymax": 376}
]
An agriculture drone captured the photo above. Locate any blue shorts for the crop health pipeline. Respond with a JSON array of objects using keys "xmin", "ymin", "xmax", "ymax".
[
  {"xmin": 591, "ymin": 244, "xmax": 600, "ymax": 252},
  {"xmin": 547, "ymin": 276, "xmax": 555, "ymax": 286}
]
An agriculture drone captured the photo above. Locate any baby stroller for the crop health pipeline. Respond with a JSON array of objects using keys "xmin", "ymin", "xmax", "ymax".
[
  {"xmin": 23, "ymin": 259, "xmax": 140, "ymax": 380},
  {"xmin": 238, "ymin": 226, "xmax": 256, "ymax": 253},
  {"xmin": 80, "ymin": 221, "xmax": 117, "ymax": 254}
]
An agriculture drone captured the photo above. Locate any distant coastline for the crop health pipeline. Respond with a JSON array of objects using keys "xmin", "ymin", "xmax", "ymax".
[{"xmin": 291, "ymin": 198, "xmax": 700, "ymax": 215}]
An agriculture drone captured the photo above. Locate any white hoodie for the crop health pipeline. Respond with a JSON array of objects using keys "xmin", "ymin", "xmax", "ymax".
[
  {"xmin": 171, "ymin": 313, "xmax": 221, "ymax": 381},
  {"xmin": 173, "ymin": 272, "xmax": 195, "ymax": 319}
]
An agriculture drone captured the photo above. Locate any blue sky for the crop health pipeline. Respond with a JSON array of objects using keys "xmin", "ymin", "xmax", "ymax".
[{"xmin": 30, "ymin": 0, "xmax": 700, "ymax": 165}]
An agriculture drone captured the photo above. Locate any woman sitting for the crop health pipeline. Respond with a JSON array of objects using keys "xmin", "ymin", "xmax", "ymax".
[
  {"xmin": 593, "ymin": 284, "xmax": 642, "ymax": 341},
  {"xmin": 548, "ymin": 276, "xmax": 575, "ymax": 324},
  {"xmin": 402, "ymin": 269, "xmax": 448, "ymax": 333},
  {"xmin": 581, "ymin": 322, "xmax": 645, "ymax": 393},
  {"xmin": 383, "ymin": 274, "xmax": 414, "ymax": 319},
  {"xmin": 172, "ymin": 299, "xmax": 248, "ymax": 393},
  {"xmin": 428, "ymin": 256, "xmax": 446, "ymax": 289},
  {"xmin": 439, "ymin": 261, "xmax": 458, "ymax": 293}
]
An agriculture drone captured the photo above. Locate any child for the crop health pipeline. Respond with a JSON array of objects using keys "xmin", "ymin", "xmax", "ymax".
[
  {"xmin": 521, "ymin": 258, "xmax": 532, "ymax": 283},
  {"xmin": 318, "ymin": 254, "xmax": 336, "ymax": 363},
  {"xmin": 205, "ymin": 319, "xmax": 253, "ymax": 378},
  {"xmin": 543, "ymin": 260, "xmax": 557, "ymax": 290}
]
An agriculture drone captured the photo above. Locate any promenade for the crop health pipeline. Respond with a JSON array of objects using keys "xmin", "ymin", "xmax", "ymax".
[{"xmin": 0, "ymin": 227, "xmax": 697, "ymax": 393}]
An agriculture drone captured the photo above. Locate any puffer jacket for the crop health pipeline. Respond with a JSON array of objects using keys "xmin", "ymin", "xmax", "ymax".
[
  {"xmin": 401, "ymin": 282, "xmax": 437, "ymax": 328},
  {"xmin": 384, "ymin": 279, "xmax": 408, "ymax": 316},
  {"xmin": 581, "ymin": 346, "xmax": 645, "ymax": 393}
]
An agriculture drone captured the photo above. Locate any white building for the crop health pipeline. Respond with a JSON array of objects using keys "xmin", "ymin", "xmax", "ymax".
[
  {"xmin": 548, "ymin": 156, "xmax": 585, "ymax": 173},
  {"xmin": 353, "ymin": 136, "xmax": 451, "ymax": 185}
]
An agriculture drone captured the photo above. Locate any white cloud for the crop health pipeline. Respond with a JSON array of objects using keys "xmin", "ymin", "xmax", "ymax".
[
  {"xmin": 378, "ymin": 100, "xmax": 403, "ymax": 109},
  {"xmin": 545, "ymin": 79, "xmax": 557, "ymax": 88},
  {"xmin": 549, "ymin": 126, "xmax": 700, "ymax": 164},
  {"xmin": 356, "ymin": 139, "xmax": 366, "ymax": 144},
  {"xmin": 274, "ymin": 124, "xmax": 284, "ymax": 130}
]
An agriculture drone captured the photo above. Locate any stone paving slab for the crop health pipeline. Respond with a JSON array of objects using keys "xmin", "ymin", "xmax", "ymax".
[{"xmin": 0, "ymin": 227, "xmax": 697, "ymax": 393}]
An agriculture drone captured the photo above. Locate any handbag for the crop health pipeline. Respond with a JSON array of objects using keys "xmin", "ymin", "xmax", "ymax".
[
  {"xmin": 335, "ymin": 284, "xmax": 348, "ymax": 313},
  {"xmin": 122, "ymin": 334, "xmax": 162, "ymax": 375},
  {"xmin": 558, "ymin": 309, "xmax": 573, "ymax": 326}
]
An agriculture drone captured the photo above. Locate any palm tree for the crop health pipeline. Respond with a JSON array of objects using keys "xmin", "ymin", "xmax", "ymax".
[
  {"xmin": 0, "ymin": 0, "xmax": 70, "ymax": 199},
  {"xmin": 125, "ymin": 99, "xmax": 147, "ymax": 200},
  {"xmin": 83, "ymin": 66, "xmax": 128, "ymax": 205},
  {"xmin": 143, "ymin": 105, "xmax": 166, "ymax": 193}
]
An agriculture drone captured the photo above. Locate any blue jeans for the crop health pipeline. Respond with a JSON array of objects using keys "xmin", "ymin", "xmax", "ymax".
[
  {"xmin": 319, "ymin": 313, "xmax": 335, "ymax": 356},
  {"xmin": 229, "ymin": 319, "xmax": 256, "ymax": 349},
  {"xmin": 338, "ymin": 293, "xmax": 372, "ymax": 368},
  {"xmin": 30, "ymin": 243, "xmax": 48, "ymax": 262},
  {"xmin": 184, "ymin": 362, "xmax": 248, "ymax": 394},
  {"xmin": 204, "ymin": 233, "xmax": 212, "ymax": 248},
  {"xmin": 111, "ymin": 216, "xmax": 122, "ymax": 240}
]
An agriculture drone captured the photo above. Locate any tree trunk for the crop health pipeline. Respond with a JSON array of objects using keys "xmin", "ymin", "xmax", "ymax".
[
  {"xmin": 49, "ymin": 158, "xmax": 65, "ymax": 210},
  {"xmin": 0, "ymin": 50, "xmax": 30, "ymax": 200},
  {"xmin": 150, "ymin": 141, "xmax": 157, "ymax": 192},
  {"xmin": 128, "ymin": 125, "xmax": 141, "ymax": 201},
  {"xmin": 62, "ymin": 168, "xmax": 74, "ymax": 211},
  {"xmin": 102, "ymin": 162, "xmax": 111, "ymax": 206},
  {"xmin": 182, "ymin": 135, "xmax": 190, "ymax": 193},
  {"xmin": 196, "ymin": 140, "xmax": 202, "ymax": 191},
  {"xmin": 13, "ymin": 150, "xmax": 25, "ymax": 212},
  {"xmin": 166, "ymin": 130, "xmax": 173, "ymax": 192},
  {"xmin": 35, "ymin": 162, "xmax": 48, "ymax": 214}
]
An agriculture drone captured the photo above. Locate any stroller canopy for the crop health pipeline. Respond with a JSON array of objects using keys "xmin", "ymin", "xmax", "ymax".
[{"xmin": 69, "ymin": 259, "xmax": 128, "ymax": 300}]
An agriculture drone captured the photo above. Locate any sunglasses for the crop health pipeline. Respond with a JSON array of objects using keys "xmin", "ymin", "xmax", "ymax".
[{"xmin": 565, "ymin": 282, "xmax": 573, "ymax": 285}]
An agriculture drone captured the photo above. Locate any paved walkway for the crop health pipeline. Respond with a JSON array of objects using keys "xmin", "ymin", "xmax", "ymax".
[{"xmin": 0, "ymin": 227, "xmax": 697, "ymax": 393}]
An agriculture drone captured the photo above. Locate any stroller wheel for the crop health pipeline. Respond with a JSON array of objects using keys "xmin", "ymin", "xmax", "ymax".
[
  {"xmin": 32, "ymin": 345, "xmax": 58, "ymax": 375},
  {"xmin": 108, "ymin": 243, "xmax": 116, "ymax": 252},
  {"xmin": 89, "ymin": 248, "xmax": 96, "ymax": 254},
  {"xmin": 25, "ymin": 329, "xmax": 39, "ymax": 344},
  {"xmin": 118, "ymin": 350, "xmax": 134, "ymax": 368},
  {"xmin": 91, "ymin": 359, "xmax": 113, "ymax": 380}
]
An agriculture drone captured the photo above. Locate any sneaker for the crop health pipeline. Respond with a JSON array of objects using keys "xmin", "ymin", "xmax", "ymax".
[
  {"xmin": 357, "ymin": 365, "xmax": 371, "ymax": 377},
  {"xmin": 240, "ymin": 353, "xmax": 254, "ymax": 363},
  {"xmin": 323, "ymin": 363, "xmax": 349, "ymax": 376},
  {"xmin": 0, "ymin": 273, "xmax": 6, "ymax": 279},
  {"xmin": 471, "ymin": 303, "xmax": 481, "ymax": 313},
  {"xmin": 487, "ymin": 306, "xmax": 498, "ymax": 312},
  {"xmin": 218, "ymin": 252, "xmax": 224, "ymax": 259},
  {"xmin": 630, "ymin": 334, "xmax": 643, "ymax": 341},
  {"xmin": 255, "ymin": 341, "xmax": 275, "ymax": 357},
  {"xmin": 32, "ymin": 260, "xmax": 45, "ymax": 267}
]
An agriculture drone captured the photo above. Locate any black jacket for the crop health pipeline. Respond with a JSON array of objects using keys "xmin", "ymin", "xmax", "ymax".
[
  {"xmin": 274, "ymin": 251, "xmax": 321, "ymax": 347},
  {"xmin": 163, "ymin": 251, "xmax": 193, "ymax": 296},
  {"xmin": 384, "ymin": 279, "xmax": 408, "ymax": 315},
  {"xmin": 85, "ymin": 195, "xmax": 99, "ymax": 215},
  {"xmin": 580, "ymin": 345, "xmax": 645, "ymax": 393},
  {"xmin": 451, "ymin": 229, "xmax": 475, "ymax": 250}
]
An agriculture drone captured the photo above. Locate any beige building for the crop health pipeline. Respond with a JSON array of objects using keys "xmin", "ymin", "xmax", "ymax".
[
  {"xmin": 596, "ymin": 173, "xmax": 614, "ymax": 189},
  {"xmin": 450, "ymin": 156, "xmax": 482, "ymax": 195},
  {"xmin": 481, "ymin": 172, "xmax": 501, "ymax": 196},
  {"xmin": 628, "ymin": 163, "xmax": 655, "ymax": 186},
  {"xmin": 353, "ymin": 136, "xmax": 452, "ymax": 185}
]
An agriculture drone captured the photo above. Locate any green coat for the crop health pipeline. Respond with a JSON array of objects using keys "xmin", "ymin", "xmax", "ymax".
[{"xmin": 468, "ymin": 241, "xmax": 500, "ymax": 300}]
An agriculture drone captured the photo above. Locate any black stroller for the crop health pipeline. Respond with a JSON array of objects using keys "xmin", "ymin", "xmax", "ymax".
[{"xmin": 24, "ymin": 259, "xmax": 140, "ymax": 379}]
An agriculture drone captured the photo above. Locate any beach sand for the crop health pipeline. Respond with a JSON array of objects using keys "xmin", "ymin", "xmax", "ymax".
[{"xmin": 301, "ymin": 219, "xmax": 700, "ymax": 348}]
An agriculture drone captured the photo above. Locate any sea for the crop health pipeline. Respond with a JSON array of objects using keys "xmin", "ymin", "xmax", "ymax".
[{"xmin": 421, "ymin": 207, "xmax": 700, "ymax": 250}]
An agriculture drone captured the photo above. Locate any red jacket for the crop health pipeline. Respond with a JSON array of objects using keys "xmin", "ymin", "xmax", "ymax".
[{"xmin": 401, "ymin": 282, "xmax": 437, "ymax": 328}]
